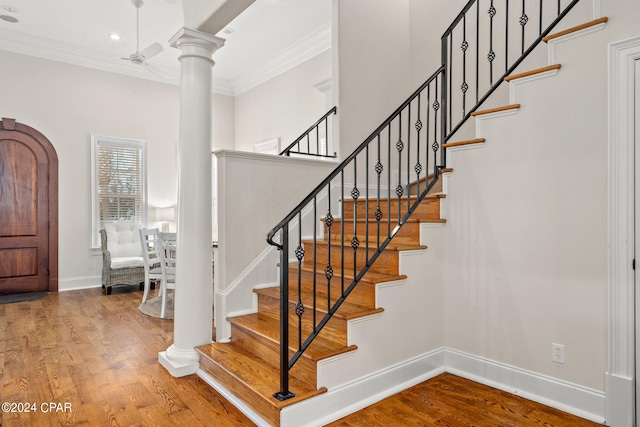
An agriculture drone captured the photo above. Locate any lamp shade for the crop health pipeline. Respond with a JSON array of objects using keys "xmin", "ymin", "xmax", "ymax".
[{"xmin": 155, "ymin": 207, "xmax": 176, "ymax": 222}]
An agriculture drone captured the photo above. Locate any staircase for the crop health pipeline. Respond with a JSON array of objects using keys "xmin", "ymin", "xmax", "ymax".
[
  {"xmin": 199, "ymin": 186, "xmax": 447, "ymax": 426},
  {"xmin": 198, "ymin": 1, "xmax": 607, "ymax": 426}
]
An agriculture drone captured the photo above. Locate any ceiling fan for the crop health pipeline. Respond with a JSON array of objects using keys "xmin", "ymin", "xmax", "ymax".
[{"xmin": 121, "ymin": 0, "xmax": 168, "ymax": 78}]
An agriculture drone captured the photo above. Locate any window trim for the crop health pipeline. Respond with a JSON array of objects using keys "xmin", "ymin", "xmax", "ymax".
[{"xmin": 90, "ymin": 134, "xmax": 148, "ymax": 253}]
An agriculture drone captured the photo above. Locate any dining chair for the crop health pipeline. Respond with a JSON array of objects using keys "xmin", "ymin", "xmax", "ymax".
[
  {"xmin": 139, "ymin": 228, "xmax": 163, "ymax": 303},
  {"xmin": 158, "ymin": 232, "xmax": 177, "ymax": 319}
]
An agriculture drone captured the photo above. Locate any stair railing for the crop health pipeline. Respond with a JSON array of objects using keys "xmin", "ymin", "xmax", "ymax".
[
  {"xmin": 267, "ymin": 0, "xmax": 582, "ymax": 400},
  {"xmin": 279, "ymin": 107, "xmax": 338, "ymax": 158}
]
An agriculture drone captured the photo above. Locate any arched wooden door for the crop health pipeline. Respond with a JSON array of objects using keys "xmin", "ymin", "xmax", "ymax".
[{"xmin": 0, "ymin": 118, "xmax": 58, "ymax": 294}]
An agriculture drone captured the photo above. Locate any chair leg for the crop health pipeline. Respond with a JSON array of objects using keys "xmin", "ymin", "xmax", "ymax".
[
  {"xmin": 160, "ymin": 281, "xmax": 167, "ymax": 319},
  {"xmin": 142, "ymin": 278, "xmax": 150, "ymax": 304},
  {"xmin": 105, "ymin": 286, "xmax": 112, "ymax": 295}
]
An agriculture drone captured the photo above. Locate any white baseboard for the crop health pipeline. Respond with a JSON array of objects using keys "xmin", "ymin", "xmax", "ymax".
[
  {"xmin": 445, "ymin": 348, "xmax": 606, "ymax": 424},
  {"xmin": 281, "ymin": 348, "xmax": 446, "ymax": 427},
  {"xmin": 58, "ymin": 275, "xmax": 101, "ymax": 292}
]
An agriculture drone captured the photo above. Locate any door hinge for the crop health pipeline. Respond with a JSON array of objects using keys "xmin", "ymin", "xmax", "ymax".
[{"xmin": 633, "ymin": 259, "xmax": 636, "ymax": 270}]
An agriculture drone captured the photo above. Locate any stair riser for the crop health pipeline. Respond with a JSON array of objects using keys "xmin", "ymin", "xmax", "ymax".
[
  {"xmin": 288, "ymin": 268, "xmax": 377, "ymax": 307},
  {"xmin": 199, "ymin": 350, "xmax": 281, "ymax": 427},
  {"xmin": 408, "ymin": 176, "xmax": 443, "ymax": 194},
  {"xmin": 341, "ymin": 197, "xmax": 441, "ymax": 221},
  {"xmin": 325, "ymin": 219, "xmax": 421, "ymax": 245},
  {"xmin": 305, "ymin": 243, "xmax": 400, "ymax": 276},
  {"xmin": 230, "ymin": 323, "xmax": 319, "ymax": 387}
]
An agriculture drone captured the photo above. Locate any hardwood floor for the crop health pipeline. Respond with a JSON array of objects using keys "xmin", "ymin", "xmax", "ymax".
[
  {"xmin": 327, "ymin": 373, "xmax": 603, "ymax": 427},
  {"xmin": 0, "ymin": 287, "xmax": 602, "ymax": 426},
  {"xmin": 0, "ymin": 286, "xmax": 251, "ymax": 427}
]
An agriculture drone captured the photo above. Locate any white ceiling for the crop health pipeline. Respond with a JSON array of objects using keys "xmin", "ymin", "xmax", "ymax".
[{"xmin": 0, "ymin": 0, "xmax": 331, "ymax": 95}]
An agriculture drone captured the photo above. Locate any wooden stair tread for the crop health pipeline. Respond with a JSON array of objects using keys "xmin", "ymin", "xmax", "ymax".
[
  {"xmin": 305, "ymin": 239, "xmax": 427, "ymax": 252},
  {"xmin": 442, "ymin": 138, "xmax": 485, "ymax": 148},
  {"xmin": 504, "ymin": 64, "xmax": 561, "ymax": 82},
  {"xmin": 471, "ymin": 104, "xmax": 520, "ymax": 117},
  {"xmin": 297, "ymin": 262, "xmax": 406, "ymax": 284},
  {"xmin": 255, "ymin": 286, "xmax": 384, "ymax": 321},
  {"xmin": 229, "ymin": 311, "xmax": 357, "ymax": 362},
  {"xmin": 339, "ymin": 193, "xmax": 446, "ymax": 202},
  {"xmin": 542, "ymin": 17, "xmax": 608, "ymax": 43},
  {"xmin": 412, "ymin": 168, "xmax": 454, "ymax": 181},
  {"xmin": 324, "ymin": 217, "xmax": 446, "ymax": 224},
  {"xmin": 197, "ymin": 342, "xmax": 326, "ymax": 410}
]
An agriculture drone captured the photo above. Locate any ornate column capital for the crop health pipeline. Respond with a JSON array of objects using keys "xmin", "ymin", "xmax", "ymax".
[{"xmin": 169, "ymin": 27, "xmax": 226, "ymax": 64}]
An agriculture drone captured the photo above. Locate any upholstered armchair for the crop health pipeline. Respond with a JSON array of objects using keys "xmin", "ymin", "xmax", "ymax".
[{"xmin": 99, "ymin": 221, "xmax": 145, "ymax": 295}]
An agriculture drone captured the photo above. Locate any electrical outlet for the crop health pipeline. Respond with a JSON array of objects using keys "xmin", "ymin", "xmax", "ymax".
[{"xmin": 552, "ymin": 343, "xmax": 565, "ymax": 364}]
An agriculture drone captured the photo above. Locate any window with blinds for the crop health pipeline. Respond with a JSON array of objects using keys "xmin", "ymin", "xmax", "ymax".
[{"xmin": 91, "ymin": 135, "xmax": 147, "ymax": 249}]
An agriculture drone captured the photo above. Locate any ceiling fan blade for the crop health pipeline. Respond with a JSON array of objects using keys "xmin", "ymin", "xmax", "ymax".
[
  {"xmin": 143, "ymin": 62, "xmax": 171, "ymax": 80},
  {"xmin": 140, "ymin": 43, "xmax": 163, "ymax": 60}
]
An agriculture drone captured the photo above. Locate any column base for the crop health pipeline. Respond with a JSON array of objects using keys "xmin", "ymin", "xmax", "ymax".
[{"xmin": 158, "ymin": 344, "xmax": 200, "ymax": 377}]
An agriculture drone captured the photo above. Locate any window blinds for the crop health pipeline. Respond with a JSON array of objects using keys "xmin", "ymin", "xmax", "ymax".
[{"xmin": 97, "ymin": 143, "xmax": 143, "ymax": 228}]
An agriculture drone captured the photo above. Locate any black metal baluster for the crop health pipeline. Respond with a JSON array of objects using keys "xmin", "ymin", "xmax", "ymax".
[
  {"xmin": 325, "ymin": 186, "xmax": 333, "ymax": 317},
  {"xmin": 313, "ymin": 196, "xmax": 317, "ymax": 329},
  {"xmin": 520, "ymin": 0, "xmax": 528, "ymax": 55},
  {"xmin": 375, "ymin": 134, "xmax": 382, "ymax": 247},
  {"xmin": 341, "ymin": 170, "xmax": 345, "ymax": 296},
  {"xmin": 488, "ymin": 0, "xmax": 496, "ymax": 85},
  {"xmin": 434, "ymin": 73, "xmax": 441, "ymax": 173},
  {"xmin": 324, "ymin": 117, "xmax": 329, "ymax": 156},
  {"xmin": 461, "ymin": 13, "xmax": 468, "ymax": 118},
  {"xmin": 351, "ymin": 161, "xmax": 359, "ymax": 277},
  {"xmin": 426, "ymin": 84, "xmax": 431, "ymax": 184},
  {"xmin": 365, "ymin": 145, "xmax": 369, "ymax": 262},
  {"xmin": 406, "ymin": 104, "xmax": 411, "ymax": 211},
  {"xmin": 558, "ymin": 0, "xmax": 561, "ymax": 16},
  {"xmin": 448, "ymin": 32, "xmax": 453, "ymax": 133},
  {"xmin": 476, "ymin": 0, "xmax": 480, "ymax": 105},
  {"xmin": 505, "ymin": 0, "xmax": 509, "ymax": 73},
  {"xmin": 415, "ymin": 94, "xmax": 423, "ymax": 197},
  {"xmin": 295, "ymin": 212, "xmax": 304, "ymax": 350},
  {"xmin": 396, "ymin": 114, "xmax": 404, "ymax": 222},
  {"xmin": 539, "ymin": 1, "xmax": 543, "ymax": 36},
  {"xmin": 387, "ymin": 125, "xmax": 391, "ymax": 238}
]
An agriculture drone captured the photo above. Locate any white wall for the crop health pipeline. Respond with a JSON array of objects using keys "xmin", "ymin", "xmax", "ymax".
[
  {"xmin": 233, "ymin": 50, "xmax": 330, "ymax": 153},
  {"xmin": 0, "ymin": 50, "xmax": 233, "ymax": 287},
  {"xmin": 333, "ymin": 0, "xmax": 412, "ymax": 157},
  {"xmin": 409, "ymin": 0, "xmax": 468, "ymax": 87}
]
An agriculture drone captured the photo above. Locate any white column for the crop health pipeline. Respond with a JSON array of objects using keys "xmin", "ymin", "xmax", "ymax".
[{"xmin": 159, "ymin": 28, "xmax": 224, "ymax": 377}]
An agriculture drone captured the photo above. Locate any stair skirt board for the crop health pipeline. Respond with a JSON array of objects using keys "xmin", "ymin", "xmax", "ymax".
[{"xmin": 197, "ymin": 347, "xmax": 605, "ymax": 427}]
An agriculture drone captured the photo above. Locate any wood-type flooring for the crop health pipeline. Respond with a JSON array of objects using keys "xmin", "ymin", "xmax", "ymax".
[{"xmin": 0, "ymin": 287, "xmax": 602, "ymax": 426}]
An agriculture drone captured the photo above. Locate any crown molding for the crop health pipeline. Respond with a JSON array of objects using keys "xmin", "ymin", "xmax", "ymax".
[
  {"xmin": 0, "ymin": 22, "xmax": 331, "ymax": 97},
  {"xmin": 0, "ymin": 27, "xmax": 181, "ymax": 86},
  {"xmin": 229, "ymin": 22, "xmax": 331, "ymax": 96}
]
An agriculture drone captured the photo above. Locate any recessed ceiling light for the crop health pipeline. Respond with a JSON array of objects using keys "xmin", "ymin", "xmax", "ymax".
[
  {"xmin": 108, "ymin": 33, "xmax": 121, "ymax": 41},
  {"xmin": 3, "ymin": 5, "xmax": 17, "ymax": 13},
  {"xmin": 222, "ymin": 28, "xmax": 235, "ymax": 35},
  {"xmin": 0, "ymin": 14, "xmax": 17, "ymax": 23}
]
